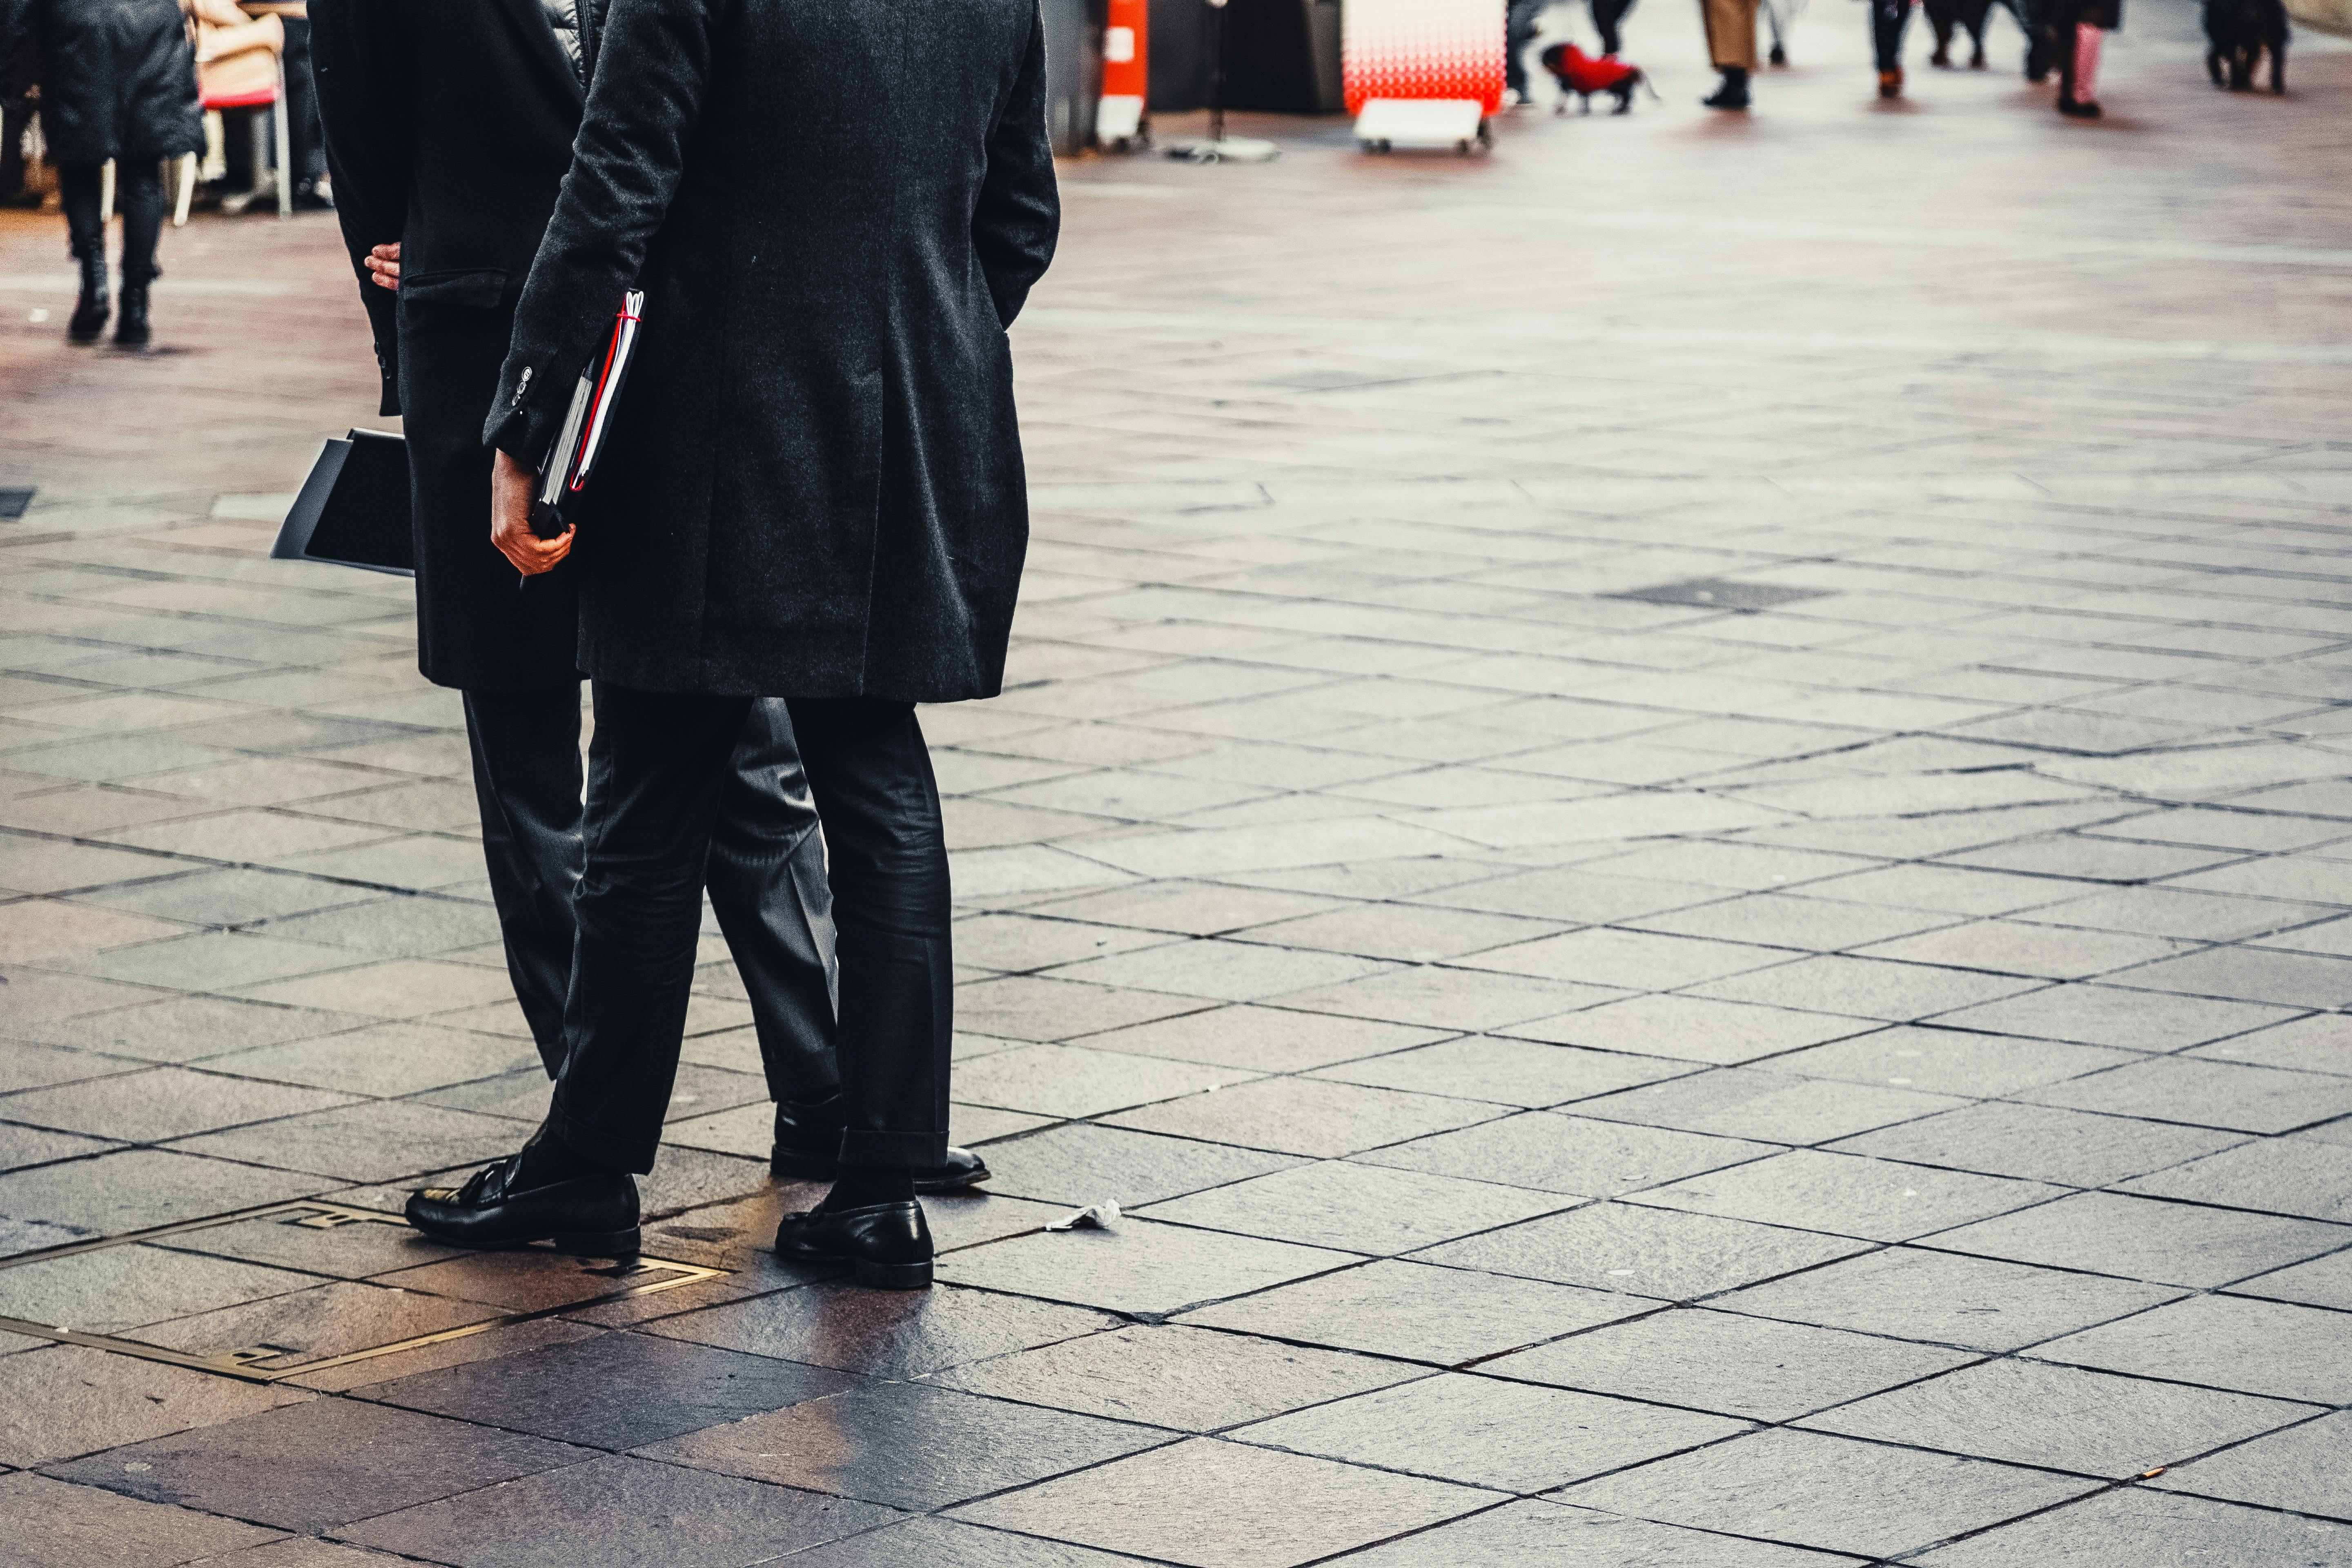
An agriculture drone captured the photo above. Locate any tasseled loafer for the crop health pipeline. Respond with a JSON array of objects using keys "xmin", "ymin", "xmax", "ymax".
[
  {"xmin": 407, "ymin": 1155, "xmax": 640, "ymax": 1256},
  {"xmin": 775, "ymin": 1199, "xmax": 933, "ymax": 1289}
]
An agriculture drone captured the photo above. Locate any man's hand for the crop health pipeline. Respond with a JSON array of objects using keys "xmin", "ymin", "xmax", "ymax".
[
  {"xmin": 364, "ymin": 242, "xmax": 401, "ymax": 291},
  {"xmin": 491, "ymin": 448, "xmax": 572, "ymax": 575}
]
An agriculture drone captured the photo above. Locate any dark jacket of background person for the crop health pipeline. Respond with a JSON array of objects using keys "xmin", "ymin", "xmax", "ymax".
[
  {"xmin": 22, "ymin": 0, "xmax": 201, "ymax": 165},
  {"xmin": 485, "ymin": 0, "xmax": 1060, "ymax": 703},
  {"xmin": 310, "ymin": 0, "xmax": 595, "ymax": 690}
]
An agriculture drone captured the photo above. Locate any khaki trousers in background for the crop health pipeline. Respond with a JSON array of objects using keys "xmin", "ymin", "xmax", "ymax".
[{"xmin": 1703, "ymin": 0, "xmax": 1761, "ymax": 68}]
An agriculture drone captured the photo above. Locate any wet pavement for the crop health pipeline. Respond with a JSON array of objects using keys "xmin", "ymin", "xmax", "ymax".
[{"xmin": 4, "ymin": 0, "xmax": 2352, "ymax": 1562}]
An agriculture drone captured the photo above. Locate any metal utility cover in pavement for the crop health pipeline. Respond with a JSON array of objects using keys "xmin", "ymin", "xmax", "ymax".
[
  {"xmin": 0, "ymin": 488, "xmax": 32, "ymax": 519},
  {"xmin": 0, "ymin": 1201, "xmax": 724, "ymax": 1384},
  {"xmin": 1608, "ymin": 577, "xmax": 1830, "ymax": 611}
]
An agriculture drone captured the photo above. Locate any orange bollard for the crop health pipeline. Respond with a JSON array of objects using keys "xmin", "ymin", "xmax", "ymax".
[{"xmin": 1099, "ymin": 0, "xmax": 1150, "ymax": 148}]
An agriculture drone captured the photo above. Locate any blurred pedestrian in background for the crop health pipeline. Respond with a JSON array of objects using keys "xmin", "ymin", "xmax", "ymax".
[
  {"xmin": 1923, "ymin": 0, "xmax": 2026, "ymax": 68},
  {"xmin": 1592, "ymin": 0, "xmax": 1637, "ymax": 53},
  {"xmin": 2043, "ymin": 0, "xmax": 2116, "ymax": 112},
  {"xmin": 1505, "ymin": 0, "xmax": 1547, "ymax": 104},
  {"xmin": 1868, "ymin": 0, "xmax": 1915, "ymax": 95},
  {"xmin": 0, "ymin": 0, "xmax": 42, "ymax": 208},
  {"xmin": 1701, "ymin": 0, "xmax": 1759, "ymax": 105}
]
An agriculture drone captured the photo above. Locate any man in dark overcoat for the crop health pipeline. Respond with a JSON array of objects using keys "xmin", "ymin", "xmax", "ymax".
[
  {"xmin": 310, "ymin": 0, "xmax": 987, "ymax": 1198},
  {"xmin": 402, "ymin": 0, "xmax": 1058, "ymax": 1287}
]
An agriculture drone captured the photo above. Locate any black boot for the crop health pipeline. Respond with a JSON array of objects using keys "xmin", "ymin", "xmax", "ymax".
[
  {"xmin": 113, "ymin": 281, "xmax": 150, "ymax": 348},
  {"xmin": 776, "ymin": 1197, "xmax": 933, "ymax": 1289},
  {"xmin": 769, "ymin": 1094, "xmax": 991, "ymax": 1193},
  {"xmin": 68, "ymin": 256, "xmax": 107, "ymax": 342},
  {"xmin": 1702, "ymin": 67, "xmax": 1751, "ymax": 108}
]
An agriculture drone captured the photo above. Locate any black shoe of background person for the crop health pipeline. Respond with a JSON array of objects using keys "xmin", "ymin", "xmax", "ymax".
[
  {"xmin": 114, "ymin": 285, "xmax": 150, "ymax": 348},
  {"xmin": 1702, "ymin": 67, "xmax": 1751, "ymax": 108},
  {"xmin": 768, "ymin": 1096, "xmax": 992, "ymax": 1192},
  {"xmin": 2057, "ymin": 94, "xmax": 2101, "ymax": 116},
  {"xmin": 1931, "ymin": 45, "xmax": 1953, "ymax": 66},
  {"xmin": 68, "ymin": 256, "xmax": 107, "ymax": 342},
  {"xmin": 1768, "ymin": 42, "xmax": 1788, "ymax": 65},
  {"xmin": 776, "ymin": 1199, "xmax": 933, "ymax": 1289},
  {"xmin": 1878, "ymin": 67, "xmax": 1904, "ymax": 97},
  {"xmin": 406, "ymin": 1154, "xmax": 640, "ymax": 1255},
  {"xmin": 292, "ymin": 177, "xmax": 335, "ymax": 212}
]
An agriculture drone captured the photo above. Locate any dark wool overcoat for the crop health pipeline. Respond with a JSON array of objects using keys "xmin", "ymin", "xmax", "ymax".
[
  {"xmin": 27, "ymin": 0, "xmax": 202, "ymax": 165},
  {"xmin": 488, "ymin": 0, "xmax": 1060, "ymax": 702},
  {"xmin": 310, "ymin": 0, "xmax": 598, "ymax": 690}
]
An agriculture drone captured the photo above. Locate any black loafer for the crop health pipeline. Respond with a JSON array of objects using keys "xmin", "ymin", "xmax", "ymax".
[
  {"xmin": 407, "ymin": 1156, "xmax": 640, "ymax": 1257},
  {"xmin": 775, "ymin": 1200, "xmax": 933, "ymax": 1289},
  {"xmin": 771, "ymin": 1138, "xmax": 990, "ymax": 1194}
]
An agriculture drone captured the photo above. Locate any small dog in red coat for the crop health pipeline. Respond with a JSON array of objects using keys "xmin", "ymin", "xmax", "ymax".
[{"xmin": 1540, "ymin": 42, "xmax": 1658, "ymax": 113}]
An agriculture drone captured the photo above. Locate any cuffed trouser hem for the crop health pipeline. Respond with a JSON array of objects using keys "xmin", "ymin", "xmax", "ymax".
[
  {"xmin": 546, "ymin": 1100, "xmax": 659, "ymax": 1177},
  {"xmin": 1703, "ymin": 0, "xmax": 1761, "ymax": 69},
  {"xmin": 841, "ymin": 1129, "xmax": 951, "ymax": 1168}
]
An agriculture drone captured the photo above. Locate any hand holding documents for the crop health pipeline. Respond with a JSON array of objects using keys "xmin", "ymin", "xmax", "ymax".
[{"xmin": 530, "ymin": 289, "xmax": 646, "ymax": 541}]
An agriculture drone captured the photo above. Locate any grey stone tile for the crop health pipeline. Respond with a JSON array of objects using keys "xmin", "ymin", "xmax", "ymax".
[
  {"xmin": 1411, "ymin": 866, "xmax": 1726, "ymax": 925},
  {"xmin": 1412, "ymin": 1201, "xmax": 1867, "ymax": 1301},
  {"xmin": 2149, "ymin": 1410, "xmax": 2352, "ymax": 1519},
  {"xmin": 1105, "ymin": 1074, "xmax": 1504, "ymax": 1157},
  {"xmin": 935, "ymin": 1322, "xmax": 1414, "ymax": 1431},
  {"xmin": 361, "ymin": 1330, "xmax": 857, "ymax": 1449},
  {"xmin": 1459, "ymin": 927, "xmax": 1788, "ymax": 992},
  {"xmin": 59, "ymin": 929, "xmax": 363, "ymax": 994},
  {"xmin": 1277, "ymin": 963, "xmax": 1628, "ymax": 1032},
  {"xmin": 1633, "ymin": 1150, "xmax": 2063, "ymax": 1243},
  {"xmin": 1828, "ymin": 1102, "xmax": 2246, "ymax": 1187},
  {"xmin": 646, "ymin": 1280, "xmax": 1119, "ymax": 1378},
  {"xmin": 779, "ymin": 1516, "xmax": 1160, "ymax": 1567},
  {"xmin": 2120, "ymin": 1135, "xmax": 2352, "ymax": 1222},
  {"xmin": 0, "ymin": 1064, "xmax": 358, "ymax": 1142},
  {"xmin": 2231, "ymin": 1247, "xmax": 2352, "ymax": 1312},
  {"xmin": 1022, "ymin": 879, "xmax": 1343, "ymax": 938},
  {"xmin": 1310, "ymin": 1037, "xmax": 1695, "ymax": 1109},
  {"xmin": 1238, "ymin": 1371, "xmax": 1747, "ymax": 1492},
  {"xmin": 939, "ymin": 1218, "xmax": 1357, "ymax": 1317},
  {"xmin": 1141, "ymin": 1160, "xmax": 1568, "ymax": 1256},
  {"xmin": 0, "ymin": 1149, "xmax": 325, "ymax": 1253},
  {"xmin": 1359, "ymin": 1111, "xmax": 1776, "ymax": 1198},
  {"xmin": 949, "ymin": 1436, "xmax": 1504, "ymax": 1568},
  {"xmin": 32, "ymin": 993, "xmax": 367, "ymax": 1064},
  {"xmin": 2190, "ymin": 1012, "xmax": 2352, "ymax": 1076},
  {"xmin": 2113, "ymin": 945, "xmax": 2352, "ymax": 1010},
  {"xmin": 297, "ymin": 1318, "xmax": 606, "ymax": 1396},
  {"xmin": 43, "ymin": 1399, "xmax": 587, "ymax": 1532},
  {"xmin": 953, "ymin": 975, "xmax": 1208, "ymax": 1043},
  {"xmin": 644, "ymin": 1379, "xmax": 1168, "ymax": 1510},
  {"xmin": 1045, "ymin": 938, "xmax": 1393, "ymax": 1002},
  {"xmin": 2022, "ymin": 1057, "xmax": 2352, "ymax": 1134},
  {"xmin": 1803, "ymin": 1357, "xmax": 2318, "ymax": 1477},
  {"xmin": 0, "ymin": 1241, "xmax": 316, "ymax": 1334},
  {"xmin": 0, "ymin": 1119, "xmax": 116, "ymax": 1171},
  {"xmin": 1554, "ymin": 1427, "xmax": 2092, "ymax": 1559},
  {"xmin": 1076, "ymin": 1004, "xmax": 1447, "ymax": 1072},
  {"xmin": 1334, "ymin": 1499, "xmax": 1869, "ymax": 1567},
  {"xmin": 1929, "ymin": 1191, "xmax": 2349, "ymax": 1287},
  {"xmin": 1503, "ymin": 991, "xmax": 1873, "ymax": 1065},
  {"xmin": 1486, "ymin": 1306, "xmax": 1973, "ymax": 1421},
  {"xmin": 1690, "ymin": 954, "xmax": 2039, "ymax": 1024},
  {"xmin": 951, "ymin": 1042, "xmax": 1258, "ymax": 1118},
  {"xmin": 1180, "ymin": 1256, "xmax": 1646, "ymax": 1365},
  {"xmin": 1577, "ymin": 1066, "xmax": 1965, "ymax": 1145},
  {"xmin": 2032, "ymin": 1293, "xmax": 2352, "ymax": 1404},
  {"xmin": 1929, "ymin": 984, "xmax": 2298, "ymax": 1051},
  {"xmin": 0, "ymin": 1038, "xmax": 142, "ymax": 1094},
  {"xmin": 171, "ymin": 1100, "xmax": 523, "ymax": 1181},
  {"xmin": 210, "ymin": 1022, "xmax": 538, "ymax": 1096},
  {"xmin": 341, "ymin": 1451, "xmax": 900, "ymax": 1568},
  {"xmin": 1633, "ymin": 889, "xmax": 1957, "ymax": 955},
  {"xmin": 0, "ymin": 1343, "xmax": 311, "ymax": 1466},
  {"xmin": 0, "ymin": 1470, "xmax": 285, "ymax": 1566},
  {"xmin": 1773, "ymin": 1025, "xmax": 2135, "ymax": 1098},
  {"xmin": 157, "ymin": 1208, "xmax": 461, "ymax": 1278},
  {"xmin": 981, "ymin": 1123, "xmax": 1305, "ymax": 1207},
  {"xmin": 187, "ymin": 1541, "xmax": 416, "ymax": 1568},
  {"xmin": 135, "ymin": 1278, "xmax": 510, "ymax": 1372},
  {"xmin": 1908, "ymin": 1486, "xmax": 2352, "ymax": 1566},
  {"xmin": 1719, "ymin": 1245, "xmax": 2182, "ymax": 1352},
  {"xmin": 1237, "ymin": 902, "xmax": 1564, "ymax": 963}
]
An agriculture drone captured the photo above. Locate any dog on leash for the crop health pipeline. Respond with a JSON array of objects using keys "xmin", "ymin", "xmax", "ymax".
[
  {"xmin": 2204, "ymin": 0, "xmax": 2288, "ymax": 92},
  {"xmin": 1540, "ymin": 42, "xmax": 1659, "ymax": 113}
]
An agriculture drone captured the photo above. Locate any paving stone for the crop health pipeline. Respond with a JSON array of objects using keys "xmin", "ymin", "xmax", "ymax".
[
  {"xmin": 980, "ymin": 1123, "xmax": 1305, "ymax": 1207},
  {"xmin": 0, "ymin": 1343, "xmax": 312, "ymax": 1466},
  {"xmin": 0, "ymin": 1149, "xmax": 325, "ymax": 1253},
  {"xmin": 1718, "ymin": 1246, "xmax": 2184, "ymax": 1352},
  {"xmin": 1802, "ymin": 1357, "xmax": 2318, "ymax": 1478},
  {"xmin": 1179, "ymin": 1256, "xmax": 1645, "ymax": 1365},
  {"xmin": 2190, "ymin": 1012, "xmax": 2352, "ymax": 1077},
  {"xmin": 1929, "ymin": 1191, "xmax": 2350, "ymax": 1288},
  {"xmin": 0, "ymin": 1038, "xmax": 143, "ymax": 1094},
  {"xmin": 43, "ymin": 1399, "xmax": 587, "ymax": 1532},
  {"xmin": 0, "ymin": 1470, "xmax": 285, "ymax": 1566},
  {"xmin": 1140, "ymin": 1160, "xmax": 1568, "ymax": 1256},
  {"xmin": 1237, "ymin": 902, "xmax": 1564, "ymax": 963},
  {"xmin": 1276, "ymin": 963, "xmax": 1627, "ymax": 1033},
  {"xmin": 2230, "ymin": 1248, "xmax": 2352, "ymax": 1312},
  {"xmin": 646, "ymin": 1280, "xmax": 1119, "ymax": 1378},
  {"xmin": 341, "ymin": 1451, "xmax": 900, "ymax": 1568},
  {"xmin": 2022, "ymin": 1057, "xmax": 2352, "ymax": 1134},
  {"xmin": 170, "ymin": 1100, "xmax": 523, "ymax": 1181},
  {"xmin": 0, "ymin": 1119, "xmax": 116, "ymax": 1171},
  {"xmin": 2031, "ymin": 1293, "xmax": 2352, "ymax": 1405},
  {"xmin": 1335, "ymin": 1499, "xmax": 1869, "ymax": 1567},
  {"xmin": 1771, "ymin": 1025, "xmax": 2135, "ymax": 1098},
  {"xmin": 0, "ymin": 1241, "xmax": 316, "ymax": 1334},
  {"xmin": 1412, "ymin": 1201, "xmax": 1868, "ymax": 1301},
  {"xmin": 1928, "ymin": 984, "xmax": 2299, "ymax": 1052},
  {"xmin": 949, "ymin": 1435, "xmax": 1503, "ymax": 1568},
  {"xmin": 1633, "ymin": 1149, "xmax": 2062, "ymax": 1243},
  {"xmin": 1554, "ymin": 1427, "xmax": 2092, "ymax": 1560},
  {"xmin": 1503, "ymin": 991, "xmax": 1873, "ymax": 1065},
  {"xmin": 1829, "ymin": 1102, "xmax": 2246, "ymax": 1188},
  {"xmin": 1310, "ymin": 1036, "xmax": 1695, "ymax": 1109},
  {"xmin": 1359, "ymin": 1111, "xmax": 1775, "ymax": 1198},
  {"xmin": 953, "ymin": 975, "xmax": 1207, "ymax": 1043},
  {"xmin": 210, "ymin": 1022, "xmax": 539, "ymax": 1096},
  {"xmin": 1237, "ymin": 1372, "xmax": 1746, "ymax": 1493},
  {"xmin": 1908, "ymin": 1485, "xmax": 2352, "ymax": 1567},
  {"xmin": 2149, "ymin": 1410, "xmax": 2352, "ymax": 1519},
  {"xmin": 2119, "ymin": 1135, "xmax": 2352, "ymax": 1222},
  {"xmin": 939, "ymin": 1218, "xmax": 1356, "ymax": 1317},
  {"xmin": 644, "ymin": 1379, "xmax": 1168, "ymax": 1510},
  {"xmin": 935, "ymin": 1322, "xmax": 1414, "ymax": 1431},
  {"xmin": 951, "ymin": 1042, "xmax": 1258, "ymax": 1119},
  {"xmin": 1105, "ymin": 1074, "xmax": 1503, "ymax": 1156},
  {"xmin": 158, "ymin": 1209, "xmax": 462, "ymax": 1277},
  {"xmin": 1486, "ymin": 1306, "xmax": 1973, "ymax": 1422},
  {"xmin": 1577, "ymin": 1066, "xmax": 1965, "ymax": 1145},
  {"xmin": 134, "ymin": 1278, "xmax": 511, "ymax": 1372},
  {"xmin": 33, "ymin": 993, "xmax": 366, "ymax": 1064},
  {"xmin": 0, "ymin": 1065, "xmax": 357, "ymax": 1143},
  {"xmin": 1074, "ymin": 1004, "xmax": 1447, "ymax": 1072}
]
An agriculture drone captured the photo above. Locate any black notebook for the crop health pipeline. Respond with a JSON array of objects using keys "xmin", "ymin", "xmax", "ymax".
[{"xmin": 272, "ymin": 428, "xmax": 413, "ymax": 577}]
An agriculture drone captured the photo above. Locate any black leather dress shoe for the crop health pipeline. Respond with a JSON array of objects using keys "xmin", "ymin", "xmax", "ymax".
[
  {"xmin": 768, "ymin": 1101, "xmax": 990, "ymax": 1192},
  {"xmin": 775, "ymin": 1200, "xmax": 933, "ymax": 1289},
  {"xmin": 407, "ymin": 1156, "xmax": 640, "ymax": 1256}
]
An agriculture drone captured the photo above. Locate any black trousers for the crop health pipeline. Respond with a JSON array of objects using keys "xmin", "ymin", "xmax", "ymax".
[
  {"xmin": 463, "ymin": 684, "xmax": 840, "ymax": 1107},
  {"xmin": 1871, "ymin": 0, "xmax": 1916, "ymax": 69},
  {"xmin": 61, "ymin": 160, "xmax": 162, "ymax": 284},
  {"xmin": 1505, "ymin": 0, "xmax": 1546, "ymax": 93},
  {"xmin": 547, "ymin": 687, "xmax": 950, "ymax": 1175},
  {"xmin": 1591, "ymin": 0, "xmax": 1637, "ymax": 55}
]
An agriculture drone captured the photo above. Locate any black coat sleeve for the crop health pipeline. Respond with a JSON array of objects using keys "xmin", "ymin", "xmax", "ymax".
[
  {"xmin": 310, "ymin": 0, "xmax": 413, "ymax": 417},
  {"xmin": 486, "ymin": 0, "xmax": 722, "ymax": 463},
  {"xmin": 972, "ymin": 2, "xmax": 1058, "ymax": 329}
]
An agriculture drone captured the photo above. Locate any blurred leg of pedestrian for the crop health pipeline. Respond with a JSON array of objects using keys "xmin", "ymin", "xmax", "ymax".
[
  {"xmin": 1926, "ymin": 0, "xmax": 1959, "ymax": 62},
  {"xmin": 59, "ymin": 162, "xmax": 108, "ymax": 340},
  {"xmin": 1761, "ymin": 0, "xmax": 1789, "ymax": 64},
  {"xmin": 1701, "ymin": 0, "xmax": 1758, "ymax": 105},
  {"xmin": 1592, "ymin": 0, "xmax": 1636, "ymax": 54},
  {"xmin": 1872, "ymin": 0, "xmax": 1915, "ymax": 94},
  {"xmin": 278, "ymin": 16, "xmax": 332, "ymax": 208},
  {"xmin": 2057, "ymin": 16, "xmax": 2102, "ymax": 113},
  {"xmin": 58, "ymin": 159, "xmax": 155, "ymax": 345},
  {"xmin": 1957, "ymin": 0, "xmax": 1994, "ymax": 62},
  {"xmin": 1505, "ymin": 0, "xmax": 1547, "ymax": 104},
  {"xmin": 0, "ymin": 86, "xmax": 38, "ymax": 207}
]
